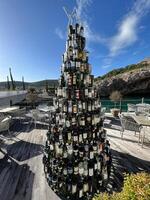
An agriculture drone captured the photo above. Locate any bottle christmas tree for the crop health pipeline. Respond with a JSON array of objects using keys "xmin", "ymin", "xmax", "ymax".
[{"xmin": 43, "ymin": 22, "xmax": 111, "ymax": 200}]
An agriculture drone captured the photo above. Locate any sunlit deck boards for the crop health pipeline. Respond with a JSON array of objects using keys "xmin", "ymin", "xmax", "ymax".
[
  {"xmin": 0, "ymin": 122, "xmax": 60, "ymax": 200},
  {"xmin": 0, "ymin": 121, "xmax": 150, "ymax": 199},
  {"xmin": 106, "ymin": 127, "xmax": 150, "ymax": 191}
]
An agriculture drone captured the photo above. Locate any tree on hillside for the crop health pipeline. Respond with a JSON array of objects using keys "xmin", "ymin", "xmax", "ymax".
[
  {"xmin": 9, "ymin": 67, "xmax": 16, "ymax": 90},
  {"xmin": 22, "ymin": 76, "xmax": 25, "ymax": 90},
  {"xmin": 110, "ymin": 90, "xmax": 122, "ymax": 108},
  {"xmin": 7, "ymin": 76, "xmax": 10, "ymax": 90},
  {"xmin": 26, "ymin": 88, "xmax": 38, "ymax": 108}
]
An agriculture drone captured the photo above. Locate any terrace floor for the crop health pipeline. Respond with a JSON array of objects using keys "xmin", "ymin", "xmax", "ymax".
[
  {"xmin": 0, "ymin": 119, "xmax": 150, "ymax": 200},
  {"xmin": 106, "ymin": 128, "xmax": 150, "ymax": 191},
  {"xmin": 0, "ymin": 121, "xmax": 60, "ymax": 200}
]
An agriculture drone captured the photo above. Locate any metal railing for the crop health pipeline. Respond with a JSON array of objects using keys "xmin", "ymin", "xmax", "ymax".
[{"xmin": 100, "ymin": 98, "xmax": 150, "ymax": 112}]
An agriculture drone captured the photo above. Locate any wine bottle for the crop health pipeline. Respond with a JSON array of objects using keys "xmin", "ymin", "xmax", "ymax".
[
  {"xmin": 52, "ymin": 174, "xmax": 57, "ymax": 191},
  {"xmin": 73, "ymin": 143, "xmax": 79, "ymax": 157},
  {"xmin": 78, "ymin": 179, "xmax": 84, "ymax": 199},
  {"xmin": 80, "ymin": 115, "xmax": 85, "ymax": 126},
  {"xmin": 83, "ymin": 130, "xmax": 88, "ymax": 140},
  {"xmin": 72, "ymin": 175, "xmax": 77, "ymax": 199},
  {"xmin": 73, "ymin": 74, "xmax": 76, "ymax": 85},
  {"xmin": 78, "ymin": 159, "xmax": 84, "ymax": 176},
  {"xmin": 73, "ymin": 130, "xmax": 78, "ymax": 142},
  {"xmin": 73, "ymin": 160, "xmax": 79, "ymax": 175},
  {"xmin": 75, "ymin": 89, "xmax": 80, "ymax": 100},
  {"xmin": 83, "ymin": 159, "xmax": 88, "ymax": 177},
  {"xmin": 93, "ymin": 141, "xmax": 98, "ymax": 155},
  {"xmin": 89, "ymin": 145, "xmax": 94, "ymax": 160},
  {"xmin": 63, "ymin": 144, "xmax": 68, "ymax": 158},
  {"xmin": 88, "ymin": 176, "xmax": 93, "ymax": 195},
  {"xmin": 88, "ymin": 159, "xmax": 94, "ymax": 177},
  {"xmin": 84, "ymin": 141, "xmax": 89, "ymax": 159},
  {"xmin": 83, "ymin": 176, "xmax": 89, "ymax": 194},
  {"xmin": 66, "ymin": 176, "xmax": 72, "ymax": 199},
  {"xmin": 72, "ymin": 102, "xmax": 78, "ymax": 114},
  {"xmin": 67, "ymin": 143, "xmax": 73, "ymax": 156},
  {"xmin": 78, "ymin": 101, "xmax": 82, "ymax": 113},
  {"xmin": 79, "ymin": 143, "xmax": 84, "ymax": 157},
  {"xmin": 68, "ymin": 161, "xmax": 73, "ymax": 175}
]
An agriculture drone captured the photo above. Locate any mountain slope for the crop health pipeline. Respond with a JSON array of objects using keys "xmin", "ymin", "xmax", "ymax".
[
  {"xmin": 0, "ymin": 79, "xmax": 58, "ymax": 90},
  {"xmin": 95, "ymin": 59, "xmax": 150, "ymax": 97}
]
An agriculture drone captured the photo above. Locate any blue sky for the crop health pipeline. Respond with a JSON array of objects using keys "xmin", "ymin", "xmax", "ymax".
[{"xmin": 0, "ymin": 0, "xmax": 150, "ymax": 82}]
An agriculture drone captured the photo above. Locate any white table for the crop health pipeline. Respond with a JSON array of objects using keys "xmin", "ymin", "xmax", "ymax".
[
  {"xmin": 38, "ymin": 106, "xmax": 52, "ymax": 113},
  {"xmin": 136, "ymin": 103, "xmax": 150, "ymax": 113},
  {"xmin": 0, "ymin": 106, "xmax": 19, "ymax": 114}
]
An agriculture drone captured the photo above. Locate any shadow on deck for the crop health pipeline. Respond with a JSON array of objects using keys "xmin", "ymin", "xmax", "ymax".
[
  {"xmin": 0, "ymin": 150, "xmax": 34, "ymax": 200},
  {"xmin": 6, "ymin": 140, "xmax": 43, "ymax": 161},
  {"xmin": 111, "ymin": 148, "xmax": 150, "ymax": 192}
]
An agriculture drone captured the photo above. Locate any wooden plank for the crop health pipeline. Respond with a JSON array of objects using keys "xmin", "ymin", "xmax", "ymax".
[{"xmin": 0, "ymin": 121, "xmax": 150, "ymax": 199}]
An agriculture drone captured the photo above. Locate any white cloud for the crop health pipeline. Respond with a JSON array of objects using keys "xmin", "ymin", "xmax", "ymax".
[
  {"xmin": 102, "ymin": 64, "xmax": 111, "ymax": 69},
  {"xmin": 109, "ymin": 0, "xmax": 150, "ymax": 57},
  {"xmin": 55, "ymin": 0, "xmax": 150, "ymax": 68},
  {"xmin": 55, "ymin": 28, "xmax": 65, "ymax": 40}
]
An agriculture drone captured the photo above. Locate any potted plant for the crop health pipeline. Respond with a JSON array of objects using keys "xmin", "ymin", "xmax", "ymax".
[{"xmin": 110, "ymin": 90, "xmax": 122, "ymax": 117}]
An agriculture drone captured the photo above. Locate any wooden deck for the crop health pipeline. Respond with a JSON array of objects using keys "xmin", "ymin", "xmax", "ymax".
[
  {"xmin": 106, "ymin": 123, "xmax": 150, "ymax": 191},
  {"xmin": 0, "ymin": 120, "xmax": 150, "ymax": 199},
  {"xmin": 0, "ymin": 122, "xmax": 60, "ymax": 200}
]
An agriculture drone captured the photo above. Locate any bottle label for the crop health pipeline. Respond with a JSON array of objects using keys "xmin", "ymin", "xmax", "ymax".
[
  {"xmin": 68, "ymin": 168, "xmax": 73, "ymax": 174},
  {"xmin": 68, "ymin": 132, "xmax": 71, "ymax": 140},
  {"xmin": 72, "ymin": 105, "xmax": 77, "ymax": 113},
  {"xmin": 50, "ymin": 144, "xmax": 53, "ymax": 150},
  {"xmin": 82, "ymin": 102, "xmax": 86, "ymax": 109},
  {"xmin": 88, "ymin": 106, "xmax": 91, "ymax": 111},
  {"xmin": 94, "ymin": 163, "xmax": 97, "ymax": 170},
  {"xmin": 79, "ymin": 134, "xmax": 82, "ymax": 142},
  {"xmin": 68, "ymin": 106, "xmax": 72, "ymax": 112},
  {"xmin": 90, "ymin": 152, "xmax": 94, "ymax": 159},
  {"xmin": 84, "ymin": 169, "xmax": 88, "ymax": 176},
  {"xmin": 63, "ymin": 169, "xmax": 67, "ymax": 175},
  {"xmin": 83, "ymin": 133, "xmax": 87, "ymax": 139},
  {"xmin": 93, "ymin": 132, "xmax": 95, "ymax": 138},
  {"xmin": 72, "ymin": 185, "xmax": 77, "ymax": 194},
  {"xmin": 74, "ymin": 135, "xmax": 78, "ymax": 141},
  {"xmin": 59, "ymin": 148, "xmax": 63, "ymax": 155},
  {"xmin": 79, "ymin": 189, "xmax": 83, "ymax": 197},
  {"xmin": 74, "ymin": 166, "xmax": 79, "ymax": 172},
  {"xmin": 98, "ymin": 180, "xmax": 102, "ymax": 186},
  {"xmin": 59, "ymin": 183, "xmax": 63, "ymax": 188},
  {"xmin": 68, "ymin": 184, "xmax": 71, "ymax": 191},
  {"xmin": 83, "ymin": 183, "xmax": 88, "ymax": 192},
  {"xmin": 97, "ymin": 162, "xmax": 101, "ymax": 170},
  {"xmin": 93, "ymin": 145, "xmax": 97, "ymax": 151},
  {"xmin": 89, "ymin": 168, "xmax": 94, "ymax": 176},
  {"xmin": 81, "ymin": 120, "xmax": 85, "ymax": 126},
  {"xmin": 88, "ymin": 92, "xmax": 92, "ymax": 98},
  {"xmin": 85, "ymin": 89, "xmax": 88, "ymax": 96},
  {"xmin": 64, "ymin": 152, "xmax": 67, "ymax": 158},
  {"xmin": 66, "ymin": 121, "xmax": 70, "ymax": 127},
  {"xmin": 79, "ymin": 167, "xmax": 84, "ymax": 175}
]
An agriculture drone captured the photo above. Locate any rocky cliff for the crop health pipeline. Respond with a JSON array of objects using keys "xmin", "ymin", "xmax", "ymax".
[{"xmin": 95, "ymin": 64, "xmax": 150, "ymax": 97}]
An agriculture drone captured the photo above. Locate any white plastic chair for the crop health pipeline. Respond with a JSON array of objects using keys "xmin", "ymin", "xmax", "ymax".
[{"xmin": 0, "ymin": 116, "xmax": 12, "ymax": 134}]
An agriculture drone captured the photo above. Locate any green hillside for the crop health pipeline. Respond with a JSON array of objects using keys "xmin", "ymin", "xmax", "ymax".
[
  {"xmin": 95, "ymin": 60, "xmax": 150, "ymax": 82},
  {"xmin": 0, "ymin": 79, "xmax": 58, "ymax": 90}
]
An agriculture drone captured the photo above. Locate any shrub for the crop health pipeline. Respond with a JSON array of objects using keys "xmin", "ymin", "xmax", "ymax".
[
  {"xmin": 109, "ymin": 90, "xmax": 122, "ymax": 108},
  {"xmin": 93, "ymin": 172, "xmax": 150, "ymax": 200}
]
